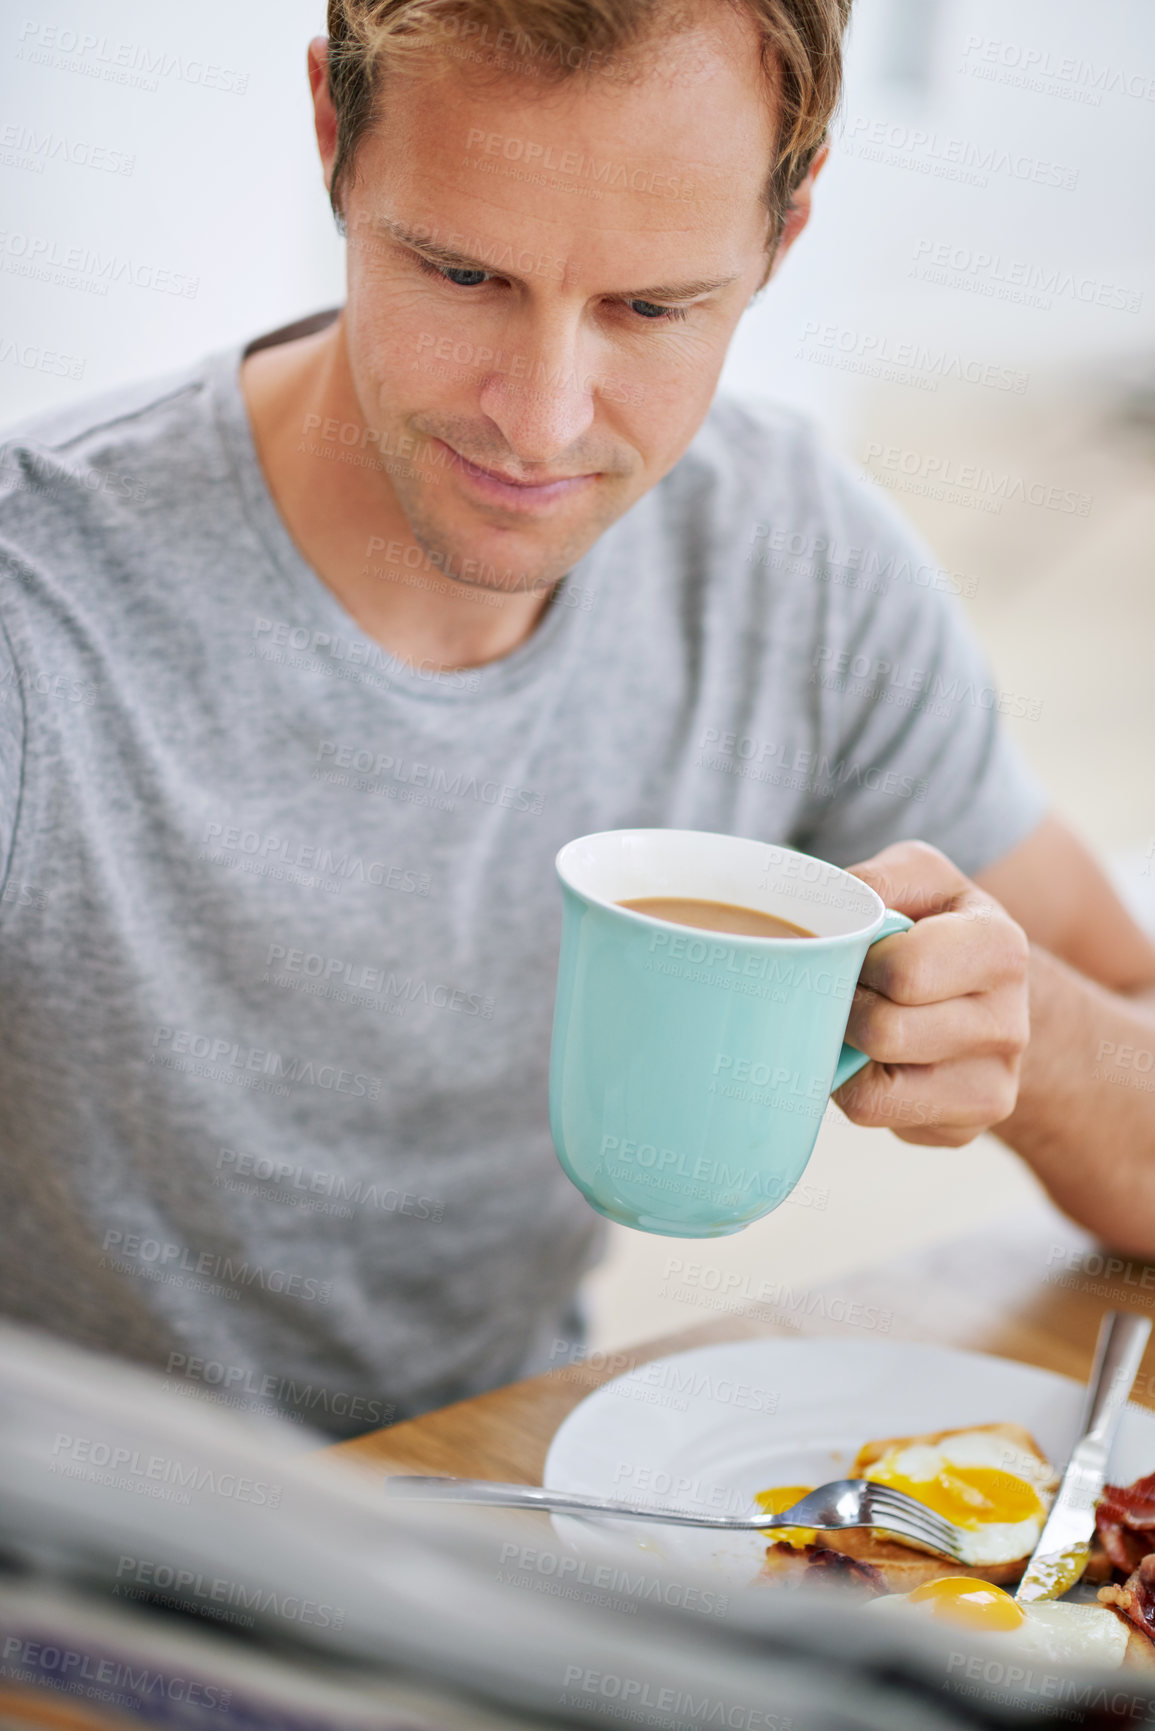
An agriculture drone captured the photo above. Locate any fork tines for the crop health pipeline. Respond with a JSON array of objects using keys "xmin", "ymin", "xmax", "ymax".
[{"xmin": 863, "ymin": 1488, "xmax": 963, "ymax": 1558}]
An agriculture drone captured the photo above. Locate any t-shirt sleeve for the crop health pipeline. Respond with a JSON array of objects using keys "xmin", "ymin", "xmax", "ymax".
[
  {"xmin": 0, "ymin": 598, "xmax": 25, "ymax": 896},
  {"xmin": 789, "ymin": 490, "xmax": 1050, "ymax": 879}
]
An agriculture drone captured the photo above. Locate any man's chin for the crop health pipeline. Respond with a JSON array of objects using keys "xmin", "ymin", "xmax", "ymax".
[{"xmin": 407, "ymin": 514, "xmax": 596, "ymax": 598}]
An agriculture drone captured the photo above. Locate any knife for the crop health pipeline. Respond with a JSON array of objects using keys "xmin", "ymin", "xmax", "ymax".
[{"xmin": 1016, "ymin": 1308, "xmax": 1151, "ymax": 1603}]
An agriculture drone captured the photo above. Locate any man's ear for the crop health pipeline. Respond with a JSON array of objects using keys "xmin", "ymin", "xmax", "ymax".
[
  {"xmin": 754, "ymin": 142, "xmax": 829, "ymax": 294},
  {"xmin": 308, "ymin": 36, "xmax": 339, "ymax": 196}
]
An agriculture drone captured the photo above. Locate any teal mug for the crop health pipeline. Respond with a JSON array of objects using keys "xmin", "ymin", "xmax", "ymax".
[{"xmin": 548, "ymin": 829, "xmax": 912, "ymax": 1237}]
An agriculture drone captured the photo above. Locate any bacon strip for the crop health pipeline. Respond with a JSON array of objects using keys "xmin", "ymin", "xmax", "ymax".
[
  {"xmin": 1100, "ymin": 1554, "xmax": 1155, "ymax": 1639},
  {"xmin": 1096, "ymin": 1473, "xmax": 1155, "ymax": 1577}
]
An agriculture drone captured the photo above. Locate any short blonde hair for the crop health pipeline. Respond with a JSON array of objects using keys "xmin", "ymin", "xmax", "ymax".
[{"xmin": 325, "ymin": 0, "xmax": 852, "ymax": 250}]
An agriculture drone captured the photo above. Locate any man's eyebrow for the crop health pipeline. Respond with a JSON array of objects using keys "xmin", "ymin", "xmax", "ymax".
[
  {"xmin": 385, "ymin": 223, "xmax": 494, "ymax": 273},
  {"xmin": 383, "ymin": 220, "xmax": 738, "ymax": 301},
  {"xmin": 622, "ymin": 273, "xmax": 739, "ymax": 301}
]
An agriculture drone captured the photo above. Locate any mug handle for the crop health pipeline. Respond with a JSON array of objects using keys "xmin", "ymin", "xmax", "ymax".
[{"xmin": 830, "ymin": 909, "xmax": 915, "ymax": 1093}]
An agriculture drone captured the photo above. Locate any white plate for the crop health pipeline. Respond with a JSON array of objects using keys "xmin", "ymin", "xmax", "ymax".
[{"xmin": 543, "ymin": 1338, "xmax": 1155, "ymax": 1589}]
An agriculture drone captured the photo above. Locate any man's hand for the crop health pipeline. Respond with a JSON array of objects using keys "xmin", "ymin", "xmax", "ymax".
[{"xmin": 832, "ymin": 841, "xmax": 1031, "ymax": 1147}]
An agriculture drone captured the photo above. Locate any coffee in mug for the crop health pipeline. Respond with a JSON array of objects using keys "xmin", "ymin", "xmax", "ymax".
[{"xmin": 618, "ymin": 897, "xmax": 815, "ymax": 940}]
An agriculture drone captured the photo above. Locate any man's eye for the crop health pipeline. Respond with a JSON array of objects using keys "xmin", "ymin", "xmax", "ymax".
[
  {"xmin": 626, "ymin": 299, "xmax": 688, "ymax": 322},
  {"xmin": 417, "ymin": 256, "xmax": 490, "ymax": 288}
]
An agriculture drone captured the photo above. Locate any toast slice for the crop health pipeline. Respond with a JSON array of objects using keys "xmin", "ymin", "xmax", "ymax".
[{"xmin": 757, "ymin": 1531, "xmax": 1026, "ymax": 1592}]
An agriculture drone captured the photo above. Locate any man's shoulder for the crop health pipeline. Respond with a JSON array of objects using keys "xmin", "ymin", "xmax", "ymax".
[
  {"xmin": 692, "ymin": 390, "xmax": 824, "ymax": 463},
  {"xmin": 5, "ymin": 360, "xmax": 202, "ymax": 444},
  {"xmin": 665, "ymin": 392, "xmax": 958, "ymax": 603},
  {"xmin": 0, "ymin": 352, "xmax": 229, "ymax": 539},
  {"xmin": 683, "ymin": 391, "xmax": 898, "ymax": 527}
]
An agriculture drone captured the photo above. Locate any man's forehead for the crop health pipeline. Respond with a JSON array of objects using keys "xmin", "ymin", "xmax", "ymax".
[
  {"xmin": 352, "ymin": 27, "xmax": 776, "ymax": 266},
  {"xmin": 361, "ymin": 13, "xmax": 777, "ymax": 191}
]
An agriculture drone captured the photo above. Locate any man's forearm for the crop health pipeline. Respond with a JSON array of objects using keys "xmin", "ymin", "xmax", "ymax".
[{"xmin": 999, "ymin": 946, "xmax": 1155, "ymax": 1253}]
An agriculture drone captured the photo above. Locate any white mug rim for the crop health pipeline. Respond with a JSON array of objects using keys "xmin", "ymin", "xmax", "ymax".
[{"xmin": 555, "ymin": 828, "xmax": 886, "ymax": 947}]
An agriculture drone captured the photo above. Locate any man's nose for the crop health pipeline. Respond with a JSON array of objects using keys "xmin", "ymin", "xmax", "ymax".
[{"xmin": 477, "ymin": 311, "xmax": 597, "ymax": 467}]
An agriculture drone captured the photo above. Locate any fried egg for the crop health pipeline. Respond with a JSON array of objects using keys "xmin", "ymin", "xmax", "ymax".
[
  {"xmin": 866, "ymin": 1577, "xmax": 1128, "ymax": 1667},
  {"xmin": 754, "ymin": 1484, "xmax": 816, "ymax": 1549},
  {"xmin": 857, "ymin": 1429, "xmax": 1051, "ymax": 1566}
]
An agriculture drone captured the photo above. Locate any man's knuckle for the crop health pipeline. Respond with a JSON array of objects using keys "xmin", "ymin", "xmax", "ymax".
[
  {"xmin": 987, "ymin": 990, "xmax": 1029, "ymax": 1054},
  {"xmin": 903, "ymin": 840, "xmax": 955, "ymax": 884},
  {"xmin": 902, "ymin": 957, "xmax": 939, "ymax": 1003},
  {"xmin": 978, "ymin": 1069, "xmax": 1018, "ymax": 1126},
  {"xmin": 997, "ymin": 1068, "xmax": 1022, "ymax": 1115},
  {"xmin": 858, "ymin": 1002, "xmax": 902, "ymax": 1057},
  {"xmin": 872, "ymin": 953, "xmax": 924, "ymax": 1005},
  {"xmin": 943, "ymin": 1125, "xmax": 980, "ymax": 1148},
  {"xmin": 989, "ymin": 914, "xmax": 1030, "ymax": 973},
  {"xmin": 836, "ymin": 1079, "xmax": 885, "ymax": 1125}
]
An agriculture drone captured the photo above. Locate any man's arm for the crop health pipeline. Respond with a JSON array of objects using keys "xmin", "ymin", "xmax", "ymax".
[
  {"xmin": 976, "ymin": 815, "xmax": 1155, "ymax": 1253},
  {"xmin": 836, "ymin": 816, "xmax": 1155, "ymax": 1254},
  {"xmin": 976, "ymin": 815, "xmax": 1155, "ymax": 996}
]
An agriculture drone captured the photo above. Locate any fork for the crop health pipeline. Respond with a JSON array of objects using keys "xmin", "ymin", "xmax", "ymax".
[{"xmin": 382, "ymin": 1475, "xmax": 966, "ymax": 1560}]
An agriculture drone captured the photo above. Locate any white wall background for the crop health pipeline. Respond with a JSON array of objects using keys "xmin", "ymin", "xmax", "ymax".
[
  {"xmin": 1, "ymin": 0, "xmax": 340, "ymax": 419},
  {"xmin": 725, "ymin": 0, "xmax": 1155, "ymax": 419}
]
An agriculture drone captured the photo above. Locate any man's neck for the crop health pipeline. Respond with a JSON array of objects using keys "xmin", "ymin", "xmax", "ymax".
[{"xmin": 239, "ymin": 315, "xmax": 552, "ymax": 671}]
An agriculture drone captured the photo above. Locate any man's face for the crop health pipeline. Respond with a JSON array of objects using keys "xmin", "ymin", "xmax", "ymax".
[{"xmin": 320, "ymin": 12, "xmax": 797, "ymax": 595}]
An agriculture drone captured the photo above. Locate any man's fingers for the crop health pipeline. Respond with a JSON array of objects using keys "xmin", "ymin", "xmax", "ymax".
[
  {"xmin": 845, "ymin": 980, "xmax": 1029, "ymax": 1065},
  {"xmin": 857, "ymin": 904, "xmax": 1028, "ymax": 1004},
  {"xmin": 845, "ymin": 839, "xmax": 973, "ymax": 921},
  {"xmin": 831, "ymin": 840, "xmax": 1030, "ymax": 1146},
  {"xmin": 834, "ymin": 1053, "xmax": 1021, "ymax": 1139}
]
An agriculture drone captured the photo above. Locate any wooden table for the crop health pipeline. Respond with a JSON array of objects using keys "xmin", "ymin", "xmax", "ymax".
[{"xmin": 329, "ymin": 1197, "xmax": 1155, "ymax": 1484}]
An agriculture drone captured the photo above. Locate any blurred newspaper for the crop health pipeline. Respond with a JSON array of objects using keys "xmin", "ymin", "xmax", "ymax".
[{"xmin": 0, "ymin": 1321, "xmax": 1152, "ymax": 1731}]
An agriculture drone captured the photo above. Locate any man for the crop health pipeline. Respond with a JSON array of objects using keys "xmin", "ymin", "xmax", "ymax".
[{"xmin": 1, "ymin": 0, "xmax": 1152, "ymax": 1438}]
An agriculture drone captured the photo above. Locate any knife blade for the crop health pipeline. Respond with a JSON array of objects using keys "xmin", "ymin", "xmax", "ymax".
[{"xmin": 1016, "ymin": 1308, "xmax": 1151, "ymax": 1603}]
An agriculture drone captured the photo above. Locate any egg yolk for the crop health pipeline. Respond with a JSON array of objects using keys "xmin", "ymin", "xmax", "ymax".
[
  {"xmin": 908, "ymin": 1576, "xmax": 1026, "ymax": 1632},
  {"xmin": 864, "ymin": 1463, "xmax": 1044, "ymax": 1530},
  {"xmin": 754, "ymin": 1485, "xmax": 815, "ymax": 1549}
]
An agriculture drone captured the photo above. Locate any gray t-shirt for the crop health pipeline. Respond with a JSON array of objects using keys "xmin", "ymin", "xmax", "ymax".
[{"xmin": 0, "ymin": 314, "xmax": 1048, "ymax": 1437}]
